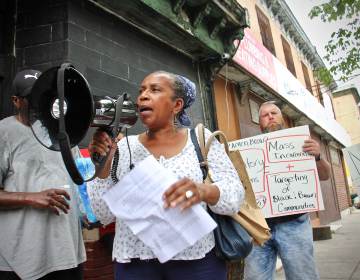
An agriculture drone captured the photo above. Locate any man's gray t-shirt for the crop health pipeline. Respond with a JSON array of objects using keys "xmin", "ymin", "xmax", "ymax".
[{"xmin": 0, "ymin": 116, "xmax": 86, "ymax": 279}]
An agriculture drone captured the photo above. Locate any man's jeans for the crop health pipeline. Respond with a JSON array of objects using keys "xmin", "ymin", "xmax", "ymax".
[{"xmin": 244, "ymin": 214, "xmax": 319, "ymax": 280}]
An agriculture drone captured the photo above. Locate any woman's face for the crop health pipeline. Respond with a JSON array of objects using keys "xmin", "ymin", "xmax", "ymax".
[{"xmin": 137, "ymin": 73, "xmax": 183, "ymax": 129}]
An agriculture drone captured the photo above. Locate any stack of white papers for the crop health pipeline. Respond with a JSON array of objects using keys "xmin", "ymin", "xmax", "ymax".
[{"xmin": 102, "ymin": 155, "xmax": 217, "ymax": 263}]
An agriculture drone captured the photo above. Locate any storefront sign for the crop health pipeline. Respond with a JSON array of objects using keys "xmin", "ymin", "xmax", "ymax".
[
  {"xmin": 273, "ymin": 59, "xmax": 349, "ymax": 146},
  {"xmin": 233, "ymin": 28, "xmax": 351, "ymax": 147},
  {"xmin": 233, "ymin": 29, "xmax": 277, "ymax": 91},
  {"xmin": 229, "ymin": 126, "xmax": 325, "ymax": 218}
]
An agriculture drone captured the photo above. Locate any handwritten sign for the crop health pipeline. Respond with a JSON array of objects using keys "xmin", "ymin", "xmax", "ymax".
[
  {"xmin": 229, "ymin": 126, "xmax": 324, "ymax": 218},
  {"xmin": 343, "ymin": 143, "xmax": 360, "ymax": 194}
]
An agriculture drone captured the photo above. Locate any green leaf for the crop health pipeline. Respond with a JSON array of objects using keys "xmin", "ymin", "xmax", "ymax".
[{"xmin": 310, "ymin": 0, "xmax": 360, "ymax": 85}]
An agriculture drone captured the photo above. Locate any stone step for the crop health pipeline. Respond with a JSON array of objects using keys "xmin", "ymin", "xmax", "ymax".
[{"xmin": 312, "ymin": 225, "xmax": 332, "ymax": 241}]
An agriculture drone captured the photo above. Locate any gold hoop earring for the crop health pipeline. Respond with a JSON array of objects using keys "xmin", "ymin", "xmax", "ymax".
[{"xmin": 174, "ymin": 114, "xmax": 178, "ymax": 126}]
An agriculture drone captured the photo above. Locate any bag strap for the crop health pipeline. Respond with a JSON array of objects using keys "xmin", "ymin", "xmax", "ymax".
[
  {"xmin": 204, "ymin": 131, "xmax": 230, "ymax": 157},
  {"xmin": 191, "ymin": 123, "xmax": 230, "ymax": 177},
  {"xmin": 190, "ymin": 127, "xmax": 208, "ymax": 180},
  {"xmin": 195, "ymin": 123, "xmax": 230, "ymax": 158},
  {"xmin": 196, "ymin": 123, "xmax": 206, "ymax": 158}
]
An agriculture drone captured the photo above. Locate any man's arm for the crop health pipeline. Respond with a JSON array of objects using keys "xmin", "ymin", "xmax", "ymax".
[
  {"xmin": 303, "ymin": 138, "xmax": 331, "ymax": 181},
  {"xmin": 0, "ymin": 188, "xmax": 71, "ymax": 215}
]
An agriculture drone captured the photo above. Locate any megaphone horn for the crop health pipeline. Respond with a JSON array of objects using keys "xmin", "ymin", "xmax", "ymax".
[{"xmin": 28, "ymin": 63, "xmax": 138, "ymax": 185}]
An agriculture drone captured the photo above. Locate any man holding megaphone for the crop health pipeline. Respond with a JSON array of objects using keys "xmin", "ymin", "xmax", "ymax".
[{"xmin": 0, "ymin": 70, "xmax": 86, "ymax": 280}]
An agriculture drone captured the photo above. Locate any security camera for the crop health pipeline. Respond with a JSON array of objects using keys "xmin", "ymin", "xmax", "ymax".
[{"xmin": 221, "ymin": 53, "xmax": 230, "ymax": 60}]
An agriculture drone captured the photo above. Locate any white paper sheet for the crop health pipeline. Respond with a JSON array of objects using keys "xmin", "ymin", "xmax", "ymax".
[{"xmin": 102, "ymin": 155, "xmax": 217, "ymax": 263}]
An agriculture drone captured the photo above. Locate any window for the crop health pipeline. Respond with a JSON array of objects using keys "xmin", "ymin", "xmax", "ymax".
[
  {"xmin": 281, "ymin": 36, "xmax": 296, "ymax": 77},
  {"xmin": 256, "ymin": 6, "xmax": 276, "ymax": 56},
  {"xmin": 249, "ymin": 98, "xmax": 260, "ymax": 124},
  {"xmin": 301, "ymin": 62, "xmax": 313, "ymax": 95}
]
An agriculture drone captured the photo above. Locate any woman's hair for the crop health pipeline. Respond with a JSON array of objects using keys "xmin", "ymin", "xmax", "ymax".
[
  {"xmin": 151, "ymin": 71, "xmax": 196, "ymax": 126},
  {"xmin": 151, "ymin": 71, "xmax": 185, "ymax": 100}
]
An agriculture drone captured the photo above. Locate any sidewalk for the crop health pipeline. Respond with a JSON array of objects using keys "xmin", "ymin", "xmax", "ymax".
[{"xmin": 276, "ymin": 209, "xmax": 360, "ymax": 280}]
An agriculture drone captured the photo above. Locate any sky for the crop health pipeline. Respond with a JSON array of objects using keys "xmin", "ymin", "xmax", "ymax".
[{"xmin": 285, "ymin": 0, "xmax": 360, "ymax": 93}]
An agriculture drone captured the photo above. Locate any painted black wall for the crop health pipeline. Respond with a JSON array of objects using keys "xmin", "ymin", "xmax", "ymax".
[
  {"xmin": 12, "ymin": 0, "xmax": 205, "ymax": 147},
  {"xmin": 0, "ymin": 0, "xmax": 16, "ymax": 119}
]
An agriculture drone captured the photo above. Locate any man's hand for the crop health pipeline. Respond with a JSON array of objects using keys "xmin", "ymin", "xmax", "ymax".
[
  {"xmin": 303, "ymin": 138, "xmax": 320, "ymax": 158},
  {"xmin": 24, "ymin": 189, "xmax": 70, "ymax": 215},
  {"xmin": 303, "ymin": 138, "xmax": 331, "ymax": 181}
]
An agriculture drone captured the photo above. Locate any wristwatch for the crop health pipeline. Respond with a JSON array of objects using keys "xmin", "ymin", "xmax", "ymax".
[{"xmin": 315, "ymin": 154, "xmax": 321, "ymax": 161}]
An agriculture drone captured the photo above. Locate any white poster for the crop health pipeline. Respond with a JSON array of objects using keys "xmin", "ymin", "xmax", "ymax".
[
  {"xmin": 229, "ymin": 126, "xmax": 324, "ymax": 218},
  {"xmin": 343, "ymin": 143, "xmax": 360, "ymax": 194}
]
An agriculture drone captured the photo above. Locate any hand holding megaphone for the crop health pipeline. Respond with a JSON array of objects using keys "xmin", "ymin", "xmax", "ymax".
[
  {"xmin": 90, "ymin": 127, "xmax": 115, "ymax": 166},
  {"xmin": 88, "ymin": 129, "xmax": 123, "ymax": 178}
]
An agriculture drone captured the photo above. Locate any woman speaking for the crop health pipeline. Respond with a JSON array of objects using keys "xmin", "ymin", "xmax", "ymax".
[{"xmin": 88, "ymin": 71, "xmax": 244, "ymax": 280}]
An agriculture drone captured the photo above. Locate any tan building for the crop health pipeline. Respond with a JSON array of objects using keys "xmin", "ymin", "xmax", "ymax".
[
  {"xmin": 209, "ymin": 0, "xmax": 352, "ymax": 226},
  {"xmin": 332, "ymin": 87, "xmax": 360, "ymax": 195},
  {"xmin": 333, "ymin": 87, "xmax": 360, "ymax": 145}
]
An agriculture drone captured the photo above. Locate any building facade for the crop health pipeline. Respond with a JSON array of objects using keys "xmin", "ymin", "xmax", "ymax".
[
  {"xmin": 333, "ymin": 87, "xmax": 360, "ymax": 145},
  {"xmin": 0, "ymin": 0, "xmax": 248, "ymax": 278},
  {"xmin": 332, "ymin": 87, "xmax": 360, "ymax": 195},
  {"xmin": 211, "ymin": 0, "xmax": 352, "ymax": 226}
]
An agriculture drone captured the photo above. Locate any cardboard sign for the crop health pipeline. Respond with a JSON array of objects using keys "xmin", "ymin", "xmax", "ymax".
[
  {"xmin": 229, "ymin": 126, "xmax": 324, "ymax": 218},
  {"xmin": 343, "ymin": 143, "xmax": 360, "ymax": 194}
]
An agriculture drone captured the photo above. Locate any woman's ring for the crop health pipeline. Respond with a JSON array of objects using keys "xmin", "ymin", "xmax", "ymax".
[{"xmin": 185, "ymin": 190, "xmax": 194, "ymax": 199}]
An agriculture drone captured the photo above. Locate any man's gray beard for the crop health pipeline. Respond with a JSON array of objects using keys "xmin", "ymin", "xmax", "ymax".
[{"xmin": 262, "ymin": 124, "xmax": 284, "ymax": 133}]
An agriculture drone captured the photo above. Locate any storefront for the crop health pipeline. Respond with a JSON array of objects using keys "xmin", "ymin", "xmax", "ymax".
[{"xmin": 212, "ymin": 28, "xmax": 351, "ymax": 225}]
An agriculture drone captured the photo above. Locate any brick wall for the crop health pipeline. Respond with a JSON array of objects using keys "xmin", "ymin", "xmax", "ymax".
[
  {"xmin": 333, "ymin": 164, "xmax": 350, "ymax": 211},
  {"xmin": 15, "ymin": 0, "xmax": 205, "ymax": 145},
  {"xmin": 0, "ymin": 0, "xmax": 16, "ymax": 118},
  {"xmin": 66, "ymin": 0, "xmax": 204, "ymax": 146},
  {"xmin": 84, "ymin": 240, "xmax": 114, "ymax": 280},
  {"xmin": 16, "ymin": 0, "xmax": 68, "ymax": 72}
]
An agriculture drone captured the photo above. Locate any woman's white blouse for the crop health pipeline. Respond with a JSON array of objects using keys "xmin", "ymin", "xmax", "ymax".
[{"xmin": 88, "ymin": 128, "xmax": 244, "ymax": 263}]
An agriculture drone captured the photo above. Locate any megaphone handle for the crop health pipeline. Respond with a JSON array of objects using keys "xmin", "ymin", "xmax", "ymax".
[
  {"xmin": 56, "ymin": 63, "xmax": 85, "ymax": 185},
  {"xmin": 91, "ymin": 127, "xmax": 114, "ymax": 166}
]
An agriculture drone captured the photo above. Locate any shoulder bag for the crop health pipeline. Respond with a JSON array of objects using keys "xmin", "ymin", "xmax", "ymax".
[
  {"xmin": 190, "ymin": 126, "xmax": 253, "ymax": 261},
  {"xmin": 193, "ymin": 124, "xmax": 271, "ymax": 246}
]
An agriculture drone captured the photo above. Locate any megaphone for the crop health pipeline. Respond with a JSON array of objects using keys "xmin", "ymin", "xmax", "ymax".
[{"xmin": 28, "ymin": 63, "xmax": 138, "ymax": 185}]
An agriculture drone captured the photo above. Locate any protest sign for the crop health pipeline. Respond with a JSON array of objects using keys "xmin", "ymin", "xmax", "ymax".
[
  {"xmin": 229, "ymin": 125, "xmax": 324, "ymax": 218},
  {"xmin": 342, "ymin": 143, "xmax": 360, "ymax": 194}
]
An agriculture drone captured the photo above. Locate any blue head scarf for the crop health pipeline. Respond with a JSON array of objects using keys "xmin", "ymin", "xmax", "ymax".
[{"xmin": 175, "ymin": 75, "xmax": 196, "ymax": 127}]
